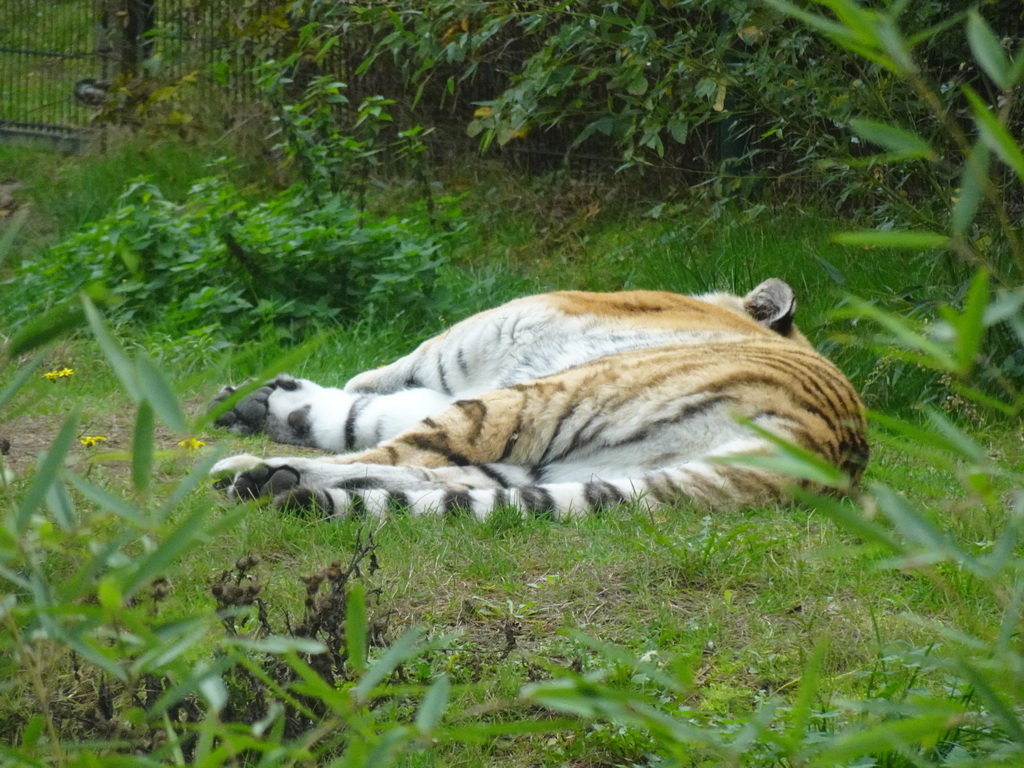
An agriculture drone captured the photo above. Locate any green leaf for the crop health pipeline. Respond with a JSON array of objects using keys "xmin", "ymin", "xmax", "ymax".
[
  {"xmin": 849, "ymin": 118, "xmax": 935, "ymax": 160},
  {"xmin": 963, "ymin": 86, "xmax": 1024, "ymax": 181},
  {"xmin": 64, "ymin": 472, "xmax": 147, "ymax": 525},
  {"xmin": 157, "ymin": 450, "xmax": 226, "ymax": 523},
  {"xmin": 841, "ymin": 299, "xmax": 957, "ymax": 371},
  {"xmin": 951, "ymin": 142, "xmax": 990, "ymax": 236},
  {"xmin": 150, "ymin": 656, "xmax": 237, "ymax": 716},
  {"xmin": 347, "ymin": 582, "xmax": 368, "ymax": 675},
  {"xmin": 954, "ymin": 658, "xmax": 1024, "ymax": 743},
  {"xmin": 45, "ymin": 478, "xmax": 75, "ymax": 531},
  {"xmin": 792, "ymin": 488, "xmax": 901, "ymax": 553},
  {"xmin": 713, "ymin": 418, "xmax": 849, "ymax": 489},
  {"xmin": 415, "ymin": 674, "xmax": 450, "ymax": 734},
  {"xmin": 223, "ymin": 636, "xmax": 327, "ymax": 655},
  {"xmin": 7, "ymin": 304, "xmax": 85, "ymax": 358},
  {"xmin": 811, "ymin": 706, "xmax": 963, "ymax": 765},
  {"xmin": 833, "ymin": 230, "xmax": 950, "ymax": 249},
  {"xmin": 135, "ymin": 353, "xmax": 187, "ymax": 433},
  {"xmin": 353, "ymin": 627, "xmax": 423, "ymax": 701},
  {"xmin": 435, "ymin": 718, "xmax": 579, "ymax": 743},
  {"xmin": 20, "ymin": 713, "xmax": 46, "ymax": 748},
  {"xmin": 967, "ymin": 10, "xmax": 1012, "ymax": 89},
  {"xmin": 786, "ymin": 640, "xmax": 828, "ymax": 749},
  {"xmin": 952, "ymin": 269, "xmax": 989, "ymax": 373},
  {"xmin": 870, "ymin": 483, "xmax": 977, "ymax": 573},
  {"xmin": 121, "ymin": 504, "xmax": 213, "ymax": 599},
  {"xmin": 15, "ymin": 413, "xmax": 79, "ymax": 533},
  {"xmin": 0, "ymin": 353, "xmax": 45, "ymax": 412},
  {"xmin": 82, "ymin": 295, "xmax": 140, "ymax": 402},
  {"xmin": 132, "ymin": 401, "xmax": 154, "ymax": 494},
  {"xmin": 0, "ymin": 207, "xmax": 27, "ymax": 268}
]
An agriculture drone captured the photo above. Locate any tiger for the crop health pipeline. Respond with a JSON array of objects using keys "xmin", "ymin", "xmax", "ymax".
[{"xmin": 210, "ymin": 278, "xmax": 868, "ymax": 520}]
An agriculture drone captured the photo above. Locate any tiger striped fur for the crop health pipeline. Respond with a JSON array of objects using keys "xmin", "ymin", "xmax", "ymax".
[{"xmin": 211, "ymin": 279, "xmax": 868, "ymax": 520}]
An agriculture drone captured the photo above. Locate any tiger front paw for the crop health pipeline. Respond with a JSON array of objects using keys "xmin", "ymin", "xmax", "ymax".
[{"xmin": 212, "ymin": 375, "xmax": 316, "ymax": 441}]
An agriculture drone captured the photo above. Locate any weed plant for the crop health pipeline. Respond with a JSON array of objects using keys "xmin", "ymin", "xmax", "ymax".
[{"xmin": 1, "ymin": 3, "xmax": 1023, "ymax": 766}]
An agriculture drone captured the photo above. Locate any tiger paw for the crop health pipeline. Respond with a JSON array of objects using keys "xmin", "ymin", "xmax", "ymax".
[
  {"xmin": 212, "ymin": 375, "xmax": 327, "ymax": 447},
  {"xmin": 213, "ymin": 377, "xmax": 290, "ymax": 435},
  {"xmin": 211, "ymin": 454, "xmax": 303, "ymax": 500}
]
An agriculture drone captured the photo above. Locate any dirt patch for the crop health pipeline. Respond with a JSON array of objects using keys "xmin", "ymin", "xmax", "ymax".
[{"xmin": 0, "ymin": 400, "xmax": 215, "ymax": 483}]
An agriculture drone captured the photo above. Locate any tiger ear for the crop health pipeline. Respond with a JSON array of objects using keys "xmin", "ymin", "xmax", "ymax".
[{"xmin": 743, "ymin": 279, "xmax": 796, "ymax": 335}]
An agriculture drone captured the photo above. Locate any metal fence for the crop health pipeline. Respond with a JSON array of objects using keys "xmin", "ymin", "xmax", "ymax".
[
  {"xmin": 0, "ymin": 0, "xmax": 285, "ymax": 147},
  {"xmin": 1, "ymin": 0, "xmax": 104, "ymax": 145},
  {"xmin": 0, "ymin": 0, "xmax": 578, "ymax": 165}
]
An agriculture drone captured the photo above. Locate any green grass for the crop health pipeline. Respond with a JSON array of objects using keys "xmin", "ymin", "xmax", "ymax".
[
  {"xmin": 1, "ymin": 142, "xmax": 1021, "ymax": 766},
  {"xmin": 3, "ymin": 333, "xmax": 1016, "ymax": 766}
]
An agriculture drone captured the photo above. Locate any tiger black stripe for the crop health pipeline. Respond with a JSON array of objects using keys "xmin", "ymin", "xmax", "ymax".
[
  {"xmin": 584, "ymin": 480, "xmax": 629, "ymax": 510},
  {"xmin": 402, "ymin": 433, "xmax": 473, "ymax": 466},
  {"xmin": 348, "ymin": 493, "xmax": 368, "ymax": 521},
  {"xmin": 735, "ymin": 349, "xmax": 852, "ymax": 432},
  {"xmin": 517, "ymin": 485, "xmax": 558, "ymax": 516},
  {"xmin": 389, "ymin": 491, "xmax": 412, "ymax": 514},
  {"xmin": 443, "ymin": 490, "xmax": 472, "ymax": 516},
  {"xmin": 618, "ymin": 395, "xmax": 733, "ymax": 447},
  {"xmin": 476, "ymin": 463, "xmax": 514, "ymax": 487},
  {"xmin": 345, "ymin": 395, "xmax": 371, "ymax": 451},
  {"xmin": 436, "ymin": 357, "xmax": 452, "ymax": 396}
]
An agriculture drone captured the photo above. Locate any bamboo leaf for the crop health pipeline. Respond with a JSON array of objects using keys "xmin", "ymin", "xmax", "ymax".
[
  {"xmin": 841, "ymin": 300, "xmax": 957, "ymax": 371},
  {"xmin": 870, "ymin": 483, "xmax": 978, "ymax": 573},
  {"xmin": 952, "ymin": 142, "xmax": 990, "ymax": 237},
  {"xmin": 833, "ymin": 230, "xmax": 949, "ymax": 249},
  {"xmin": 967, "ymin": 10, "xmax": 1012, "ymax": 89},
  {"xmin": 0, "ymin": 208, "xmax": 27, "ymax": 267},
  {"xmin": 353, "ymin": 627, "xmax": 423, "ymax": 701},
  {"xmin": 952, "ymin": 269, "xmax": 989, "ymax": 373},
  {"xmin": 16, "ymin": 413, "xmax": 79, "ymax": 533},
  {"xmin": 963, "ymin": 86, "xmax": 1024, "ymax": 181},
  {"xmin": 415, "ymin": 674, "xmax": 451, "ymax": 734},
  {"xmin": 82, "ymin": 296, "xmax": 140, "ymax": 402},
  {"xmin": 0, "ymin": 353, "xmax": 45, "ymax": 412},
  {"xmin": 135, "ymin": 353, "xmax": 187, "ymax": 433},
  {"xmin": 132, "ymin": 401, "xmax": 154, "ymax": 494},
  {"xmin": 347, "ymin": 582, "xmax": 368, "ymax": 676},
  {"xmin": 810, "ymin": 707, "xmax": 963, "ymax": 765},
  {"xmin": 121, "ymin": 504, "xmax": 213, "ymax": 598},
  {"xmin": 791, "ymin": 488, "xmax": 901, "ymax": 553},
  {"xmin": 787, "ymin": 640, "xmax": 829, "ymax": 748},
  {"xmin": 7, "ymin": 304, "xmax": 85, "ymax": 358},
  {"xmin": 850, "ymin": 118, "xmax": 935, "ymax": 160},
  {"xmin": 955, "ymin": 658, "xmax": 1024, "ymax": 742}
]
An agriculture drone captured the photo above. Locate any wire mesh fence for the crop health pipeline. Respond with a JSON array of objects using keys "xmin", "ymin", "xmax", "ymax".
[
  {"xmin": 1, "ymin": 0, "xmax": 101, "ymax": 138},
  {"xmin": 0, "ymin": 0, "xmax": 284, "ymax": 142},
  {"xmin": 0, "ymin": 1, "xmax": 578, "ymax": 165}
]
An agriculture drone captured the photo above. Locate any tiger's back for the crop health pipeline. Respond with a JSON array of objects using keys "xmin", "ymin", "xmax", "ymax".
[{"xmin": 213, "ymin": 279, "xmax": 868, "ymax": 519}]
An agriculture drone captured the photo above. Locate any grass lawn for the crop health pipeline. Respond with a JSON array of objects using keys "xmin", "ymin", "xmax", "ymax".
[{"xmin": 1, "ymin": 142, "xmax": 1021, "ymax": 766}]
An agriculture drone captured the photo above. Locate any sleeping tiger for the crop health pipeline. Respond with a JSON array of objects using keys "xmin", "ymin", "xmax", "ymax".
[{"xmin": 211, "ymin": 278, "xmax": 868, "ymax": 520}]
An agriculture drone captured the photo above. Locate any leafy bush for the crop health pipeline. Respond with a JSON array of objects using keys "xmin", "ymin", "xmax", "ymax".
[
  {"xmin": 327, "ymin": 1, "xmax": 1019, "ymax": 220},
  {"xmin": 6, "ymin": 175, "xmax": 462, "ymax": 341}
]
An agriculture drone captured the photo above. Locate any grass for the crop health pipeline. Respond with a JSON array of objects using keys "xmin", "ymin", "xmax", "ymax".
[
  {"xmin": 4, "ymin": 348, "xmax": 1014, "ymax": 765},
  {"xmin": 1, "ymin": 140, "xmax": 1021, "ymax": 766}
]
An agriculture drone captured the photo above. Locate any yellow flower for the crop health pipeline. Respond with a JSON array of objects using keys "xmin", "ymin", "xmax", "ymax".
[
  {"xmin": 43, "ymin": 367, "xmax": 75, "ymax": 382},
  {"xmin": 80, "ymin": 435, "xmax": 107, "ymax": 447},
  {"xmin": 177, "ymin": 438, "xmax": 207, "ymax": 450}
]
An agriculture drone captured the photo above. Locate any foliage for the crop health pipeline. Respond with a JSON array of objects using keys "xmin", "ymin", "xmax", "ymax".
[
  {"xmin": 314, "ymin": 1, "xmax": 1019, "ymax": 219},
  {"xmin": 5, "ymin": 174, "xmax": 462, "ymax": 342},
  {"xmin": 0, "ymin": 301, "xmax": 466, "ymax": 766}
]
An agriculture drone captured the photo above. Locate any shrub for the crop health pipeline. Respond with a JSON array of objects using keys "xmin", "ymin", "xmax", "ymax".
[{"xmin": 6, "ymin": 175, "xmax": 463, "ymax": 341}]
